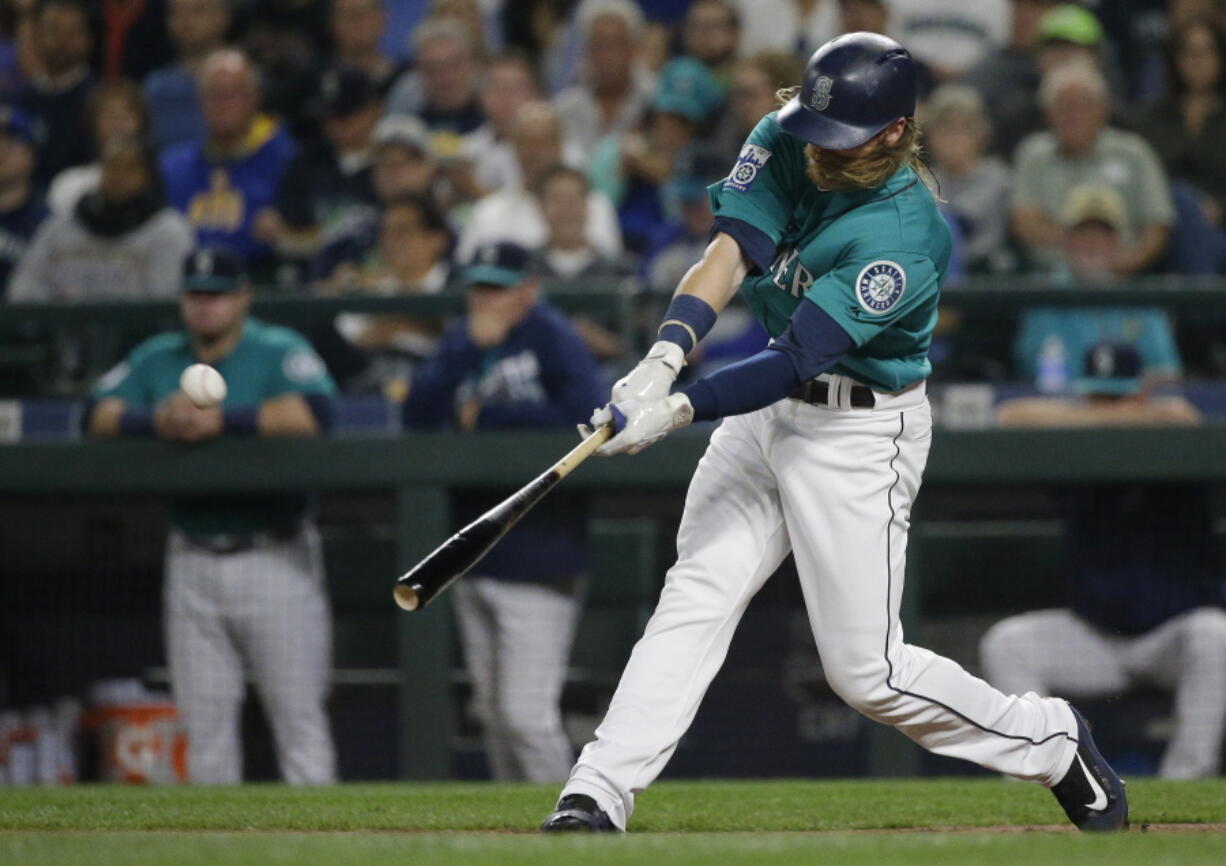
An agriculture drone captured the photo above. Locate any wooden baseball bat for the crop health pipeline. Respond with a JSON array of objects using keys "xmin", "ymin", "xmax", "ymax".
[{"xmin": 393, "ymin": 425, "xmax": 613, "ymax": 611}]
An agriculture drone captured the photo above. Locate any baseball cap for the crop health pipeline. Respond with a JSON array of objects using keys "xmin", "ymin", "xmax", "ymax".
[
  {"xmin": 182, "ymin": 247, "xmax": 248, "ymax": 292},
  {"xmin": 461, "ymin": 242, "xmax": 533, "ymax": 288},
  {"xmin": 1061, "ymin": 184, "xmax": 1126, "ymax": 231},
  {"xmin": 1039, "ymin": 5, "xmax": 1104, "ymax": 46},
  {"xmin": 373, "ymin": 114, "xmax": 432, "ymax": 155},
  {"xmin": 319, "ymin": 66, "xmax": 380, "ymax": 118},
  {"xmin": 1073, "ymin": 341, "xmax": 1143, "ymax": 396},
  {"xmin": 0, "ymin": 104, "xmax": 40, "ymax": 148},
  {"xmin": 652, "ymin": 57, "xmax": 723, "ymax": 123}
]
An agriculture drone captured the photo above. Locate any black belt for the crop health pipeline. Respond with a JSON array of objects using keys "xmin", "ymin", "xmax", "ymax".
[{"xmin": 791, "ymin": 378, "xmax": 876, "ymax": 408}]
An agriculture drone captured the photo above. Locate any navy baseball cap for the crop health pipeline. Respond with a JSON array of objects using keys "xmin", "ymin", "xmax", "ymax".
[
  {"xmin": 0, "ymin": 104, "xmax": 40, "ymax": 148},
  {"xmin": 319, "ymin": 66, "xmax": 380, "ymax": 118},
  {"xmin": 182, "ymin": 247, "xmax": 248, "ymax": 292},
  {"xmin": 1073, "ymin": 341, "xmax": 1143, "ymax": 396},
  {"xmin": 462, "ymin": 242, "xmax": 533, "ymax": 288}
]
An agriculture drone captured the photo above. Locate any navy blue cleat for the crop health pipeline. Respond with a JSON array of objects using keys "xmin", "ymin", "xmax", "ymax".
[
  {"xmin": 1051, "ymin": 706, "xmax": 1129, "ymax": 832},
  {"xmin": 540, "ymin": 794, "xmax": 620, "ymax": 833}
]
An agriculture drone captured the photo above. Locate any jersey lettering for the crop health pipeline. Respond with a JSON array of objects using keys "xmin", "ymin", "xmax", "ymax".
[{"xmin": 769, "ymin": 247, "xmax": 815, "ymax": 298}]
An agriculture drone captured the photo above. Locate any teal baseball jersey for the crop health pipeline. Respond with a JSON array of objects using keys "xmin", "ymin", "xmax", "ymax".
[
  {"xmin": 94, "ymin": 317, "xmax": 336, "ymax": 535},
  {"xmin": 709, "ymin": 112, "xmax": 952, "ymax": 392}
]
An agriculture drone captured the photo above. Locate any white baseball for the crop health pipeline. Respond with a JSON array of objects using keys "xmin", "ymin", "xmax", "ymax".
[{"xmin": 179, "ymin": 363, "xmax": 227, "ymax": 409}]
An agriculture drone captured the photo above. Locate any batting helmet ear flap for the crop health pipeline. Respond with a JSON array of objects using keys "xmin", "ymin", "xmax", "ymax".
[{"xmin": 778, "ymin": 32, "xmax": 917, "ymax": 150}]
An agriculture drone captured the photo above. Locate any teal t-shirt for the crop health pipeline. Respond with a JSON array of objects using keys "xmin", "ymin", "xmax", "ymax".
[
  {"xmin": 709, "ymin": 112, "xmax": 952, "ymax": 392},
  {"xmin": 94, "ymin": 317, "xmax": 336, "ymax": 535}
]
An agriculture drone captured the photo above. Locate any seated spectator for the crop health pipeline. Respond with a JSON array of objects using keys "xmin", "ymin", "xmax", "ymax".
[
  {"xmin": 461, "ymin": 52, "xmax": 545, "ymax": 195},
  {"xmin": 708, "ymin": 51, "xmax": 804, "ymax": 168},
  {"xmin": 590, "ymin": 57, "xmax": 721, "ymax": 255},
  {"xmin": 680, "ymin": 0, "xmax": 739, "ymax": 89},
  {"xmin": 13, "ymin": 0, "xmax": 95, "ymax": 188},
  {"xmin": 986, "ymin": 342, "xmax": 1225, "ymax": 779},
  {"xmin": 835, "ymin": 0, "xmax": 935, "ymax": 98},
  {"xmin": 47, "ymin": 78, "xmax": 149, "ymax": 215},
  {"xmin": 87, "ymin": 247, "xmax": 338, "ymax": 786},
  {"xmin": 1013, "ymin": 185, "xmax": 1182, "ymax": 390},
  {"xmin": 457, "ymin": 100, "xmax": 622, "ymax": 262},
  {"xmin": 160, "ymin": 49, "xmax": 296, "ymax": 273},
  {"xmin": 0, "ymin": 1, "xmax": 31, "ymax": 96},
  {"xmin": 403, "ymin": 241, "xmax": 603, "ymax": 782},
  {"xmin": 10, "ymin": 136, "xmax": 193, "ymax": 302},
  {"xmin": 95, "ymin": 0, "xmax": 174, "ymax": 81},
  {"xmin": 531, "ymin": 164, "xmax": 632, "ymax": 362},
  {"xmin": 385, "ymin": 17, "xmax": 485, "ymax": 139},
  {"xmin": 242, "ymin": 0, "xmax": 332, "ymax": 122},
  {"xmin": 1011, "ymin": 61, "xmax": 1174, "ymax": 275},
  {"xmin": 730, "ymin": 0, "xmax": 838, "ymax": 59},
  {"xmin": 888, "ymin": 0, "xmax": 1009, "ymax": 82},
  {"xmin": 0, "ymin": 105, "xmax": 47, "ymax": 295},
  {"xmin": 924, "ymin": 85, "xmax": 1013, "ymax": 274},
  {"xmin": 1136, "ymin": 18, "xmax": 1226, "ymax": 226},
  {"xmin": 553, "ymin": 1, "xmax": 655, "ymax": 161},
  {"xmin": 144, "ymin": 0, "xmax": 233, "ymax": 152},
  {"xmin": 263, "ymin": 66, "xmax": 381, "ymax": 263},
  {"xmin": 962, "ymin": 0, "xmax": 1056, "ymax": 159},
  {"xmin": 314, "ymin": 193, "xmax": 452, "ymax": 399},
  {"xmin": 329, "ymin": 0, "xmax": 404, "ymax": 96}
]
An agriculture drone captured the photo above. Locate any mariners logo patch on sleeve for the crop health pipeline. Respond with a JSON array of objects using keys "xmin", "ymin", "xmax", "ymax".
[
  {"xmin": 855, "ymin": 261, "xmax": 907, "ymax": 314},
  {"xmin": 724, "ymin": 144, "xmax": 772, "ymax": 193}
]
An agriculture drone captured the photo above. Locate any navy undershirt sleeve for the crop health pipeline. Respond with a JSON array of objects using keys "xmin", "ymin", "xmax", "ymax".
[
  {"xmin": 682, "ymin": 300, "xmax": 855, "ymax": 422},
  {"xmin": 711, "ymin": 216, "xmax": 777, "ymax": 273}
]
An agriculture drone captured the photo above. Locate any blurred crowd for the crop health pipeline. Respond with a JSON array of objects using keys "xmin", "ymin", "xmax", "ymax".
[{"xmin": 2, "ymin": 0, "xmax": 1226, "ymax": 398}]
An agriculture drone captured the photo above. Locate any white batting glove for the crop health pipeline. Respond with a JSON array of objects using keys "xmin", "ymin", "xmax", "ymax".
[
  {"xmin": 610, "ymin": 341, "xmax": 686, "ymax": 405},
  {"xmin": 588, "ymin": 394, "xmax": 694, "ymax": 456}
]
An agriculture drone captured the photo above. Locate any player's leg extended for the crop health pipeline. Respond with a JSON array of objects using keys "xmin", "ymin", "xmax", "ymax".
[
  {"xmin": 562, "ymin": 412, "xmax": 792, "ymax": 829},
  {"xmin": 453, "ymin": 578, "xmax": 516, "ymax": 779},
  {"xmin": 1121, "ymin": 607, "xmax": 1226, "ymax": 779},
  {"xmin": 775, "ymin": 397, "xmax": 1079, "ymax": 784},
  {"xmin": 235, "ymin": 526, "xmax": 337, "ymax": 784},
  {"xmin": 164, "ymin": 533, "xmax": 244, "ymax": 783},
  {"xmin": 483, "ymin": 576, "xmax": 584, "ymax": 782}
]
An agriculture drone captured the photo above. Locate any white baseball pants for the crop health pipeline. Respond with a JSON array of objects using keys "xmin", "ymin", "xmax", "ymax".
[
  {"xmin": 454, "ymin": 575, "xmax": 583, "ymax": 782},
  {"xmin": 564, "ymin": 386, "xmax": 1080, "ymax": 829},
  {"xmin": 981, "ymin": 607, "xmax": 1226, "ymax": 779},
  {"xmin": 165, "ymin": 525, "xmax": 337, "ymax": 784}
]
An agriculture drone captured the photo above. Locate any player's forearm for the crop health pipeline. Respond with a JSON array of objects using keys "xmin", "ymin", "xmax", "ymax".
[
  {"xmin": 87, "ymin": 398, "xmax": 127, "ymax": 438},
  {"xmin": 672, "ymin": 232, "xmax": 749, "ymax": 314},
  {"xmin": 256, "ymin": 394, "xmax": 321, "ymax": 436}
]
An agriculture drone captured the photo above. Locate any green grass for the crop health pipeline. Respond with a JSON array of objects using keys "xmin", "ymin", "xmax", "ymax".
[{"xmin": 1, "ymin": 779, "xmax": 1223, "ymax": 865}]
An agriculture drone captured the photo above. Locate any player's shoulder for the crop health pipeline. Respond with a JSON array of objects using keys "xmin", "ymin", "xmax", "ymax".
[
  {"xmin": 244, "ymin": 318, "xmax": 315, "ymax": 353},
  {"xmin": 128, "ymin": 330, "xmax": 190, "ymax": 365}
]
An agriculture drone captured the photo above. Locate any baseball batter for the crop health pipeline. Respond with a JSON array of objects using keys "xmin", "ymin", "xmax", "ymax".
[
  {"xmin": 88, "ymin": 248, "xmax": 338, "ymax": 784},
  {"xmin": 543, "ymin": 34, "xmax": 1128, "ymax": 833}
]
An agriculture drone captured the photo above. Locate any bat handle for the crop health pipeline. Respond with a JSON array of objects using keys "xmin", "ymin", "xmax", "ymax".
[{"xmin": 553, "ymin": 424, "xmax": 613, "ymax": 480}]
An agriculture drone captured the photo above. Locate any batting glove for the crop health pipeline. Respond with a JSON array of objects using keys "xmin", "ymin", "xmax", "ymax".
[
  {"xmin": 585, "ymin": 394, "xmax": 694, "ymax": 456},
  {"xmin": 610, "ymin": 341, "xmax": 686, "ymax": 405}
]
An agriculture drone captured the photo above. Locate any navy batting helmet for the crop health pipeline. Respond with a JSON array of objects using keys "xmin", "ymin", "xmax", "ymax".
[{"xmin": 777, "ymin": 32, "xmax": 916, "ymax": 150}]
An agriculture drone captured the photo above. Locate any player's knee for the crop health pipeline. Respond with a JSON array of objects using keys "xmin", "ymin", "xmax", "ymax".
[{"xmin": 823, "ymin": 657, "xmax": 898, "ymax": 717}]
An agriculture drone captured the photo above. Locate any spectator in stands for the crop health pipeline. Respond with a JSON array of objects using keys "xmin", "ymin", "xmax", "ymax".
[
  {"xmin": 962, "ymin": 0, "xmax": 1056, "ymax": 159},
  {"xmin": 385, "ymin": 17, "xmax": 484, "ymax": 139},
  {"xmin": 10, "ymin": 136, "xmax": 193, "ymax": 302},
  {"xmin": 0, "ymin": 0, "xmax": 33, "ymax": 96},
  {"xmin": 887, "ymin": 0, "xmax": 1009, "ymax": 82},
  {"xmin": 458, "ymin": 100, "xmax": 621, "ymax": 262},
  {"xmin": 462, "ymin": 52, "xmax": 545, "ymax": 195},
  {"xmin": 708, "ymin": 51, "xmax": 804, "ymax": 167},
  {"xmin": 730, "ymin": 0, "xmax": 838, "ymax": 59},
  {"xmin": 330, "ymin": 0, "xmax": 404, "ymax": 96},
  {"xmin": 1136, "ymin": 18, "xmax": 1226, "ymax": 225},
  {"xmin": 531, "ymin": 164, "xmax": 631, "ymax": 362},
  {"xmin": 681, "ymin": 0, "xmax": 739, "ymax": 88},
  {"xmin": 553, "ymin": 1, "xmax": 655, "ymax": 161},
  {"xmin": 1012, "ymin": 61, "xmax": 1173, "ymax": 275},
  {"xmin": 924, "ymin": 85, "xmax": 1012, "ymax": 274},
  {"xmin": 144, "ymin": 0, "xmax": 233, "ymax": 152},
  {"xmin": 87, "ymin": 247, "xmax": 339, "ymax": 785},
  {"xmin": 316, "ymin": 193, "xmax": 452, "ymax": 399},
  {"xmin": 263, "ymin": 66, "xmax": 380, "ymax": 264},
  {"xmin": 0, "ymin": 105, "xmax": 46, "ymax": 295},
  {"xmin": 404, "ymin": 241, "xmax": 603, "ymax": 782},
  {"xmin": 160, "ymin": 49, "xmax": 296, "ymax": 272},
  {"xmin": 96, "ymin": 0, "xmax": 174, "ymax": 82},
  {"xmin": 13, "ymin": 0, "xmax": 95, "ymax": 188},
  {"xmin": 47, "ymin": 78, "xmax": 148, "ymax": 215},
  {"xmin": 1013, "ymin": 185, "xmax": 1182, "ymax": 389},
  {"xmin": 986, "ymin": 341, "xmax": 1226, "ymax": 779},
  {"xmin": 242, "ymin": 0, "xmax": 332, "ymax": 119},
  {"xmin": 1036, "ymin": 4, "xmax": 1109, "ymax": 80},
  {"xmin": 833, "ymin": 0, "xmax": 934, "ymax": 97}
]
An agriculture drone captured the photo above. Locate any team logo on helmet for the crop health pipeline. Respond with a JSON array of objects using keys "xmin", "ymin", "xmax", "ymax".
[
  {"xmin": 724, "ymin": 144, "xmax": 772, "ymax": 193},
  {"xmin": 855, "ymin": 261, "xmax": 906, "ymax": 315},
  {"xmin": 810, "ymin": 76, "xmax": 834, "ymax": 112}
]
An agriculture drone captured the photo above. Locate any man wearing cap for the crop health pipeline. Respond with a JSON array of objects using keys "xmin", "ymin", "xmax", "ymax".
[
  {"xmin": 989, "ymin": 342, "xmax": 1225, "ymax": 779},
  {"xmin": 0, "ymin": 105, "xmax": 48, "ymax": 297},
  {"xmin": 87, "ymin": 247, "xmax": 339, "ymax": 785},
  {"xmin": 403, "ymin": 241, "xmax": 603, "ymax": 783}
]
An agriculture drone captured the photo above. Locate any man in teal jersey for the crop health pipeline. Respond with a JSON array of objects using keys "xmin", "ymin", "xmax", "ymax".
[
  {"xmin": 88, "ymin": 248, "xmax": 338, "ymax": 785},
  {"xmin": 543, "ymin": 33, "xmax": 1127, "ymax": 834}
]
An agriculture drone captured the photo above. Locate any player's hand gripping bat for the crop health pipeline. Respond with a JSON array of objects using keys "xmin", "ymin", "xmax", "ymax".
[{"xmin": 393, "ymin": 424, "xmax": 614, "ymax": 611}]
